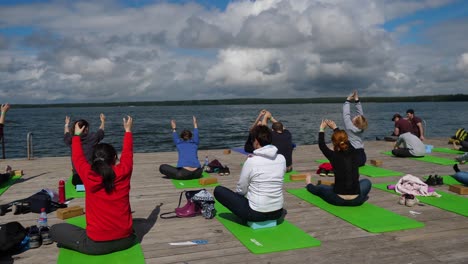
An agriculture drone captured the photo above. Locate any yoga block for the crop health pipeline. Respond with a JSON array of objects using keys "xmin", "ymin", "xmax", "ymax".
[
  {"xmin": 56, "ymin": 206, "xmax": 84, "ymax": 220},
  {"xmin": 449, "ymin": 184, "xmax": 468, "ymax": 195},
  {"xmin": 290, "ymin": 174, "xmax": 307, "ymax": 181},
  {"xmin": 13, "ymin": 170, "xmax": 23, "ymax": 176},
  {"xmin": 199, "ymin": 177, "xmax": 218, "ymax": 185},
  {"xmin": 317, "ymin": 180, "xmax": 334, "ymax": 186},
  {"xmin": 370, "ymin": 160, "xmax": 383, "ymax": 167},
  {"xmin": 223, "ymin": 149, "xmax": 231, "ymax": 154},
  {"xmin": 247, "ymin": 220, "xmax": 277, "ymax": 229}
]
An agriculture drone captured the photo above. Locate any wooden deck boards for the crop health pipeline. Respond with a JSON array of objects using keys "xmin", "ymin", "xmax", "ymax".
[{"xmin": 1, "ymin": 138, "xmax": 467, "ymax": 263}]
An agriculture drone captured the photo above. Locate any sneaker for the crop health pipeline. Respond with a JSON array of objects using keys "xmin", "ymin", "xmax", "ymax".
[
  {"xmin": 28, "ymin": 225, "xmax": 42, "ymax": 249},
  {"xmin": 455, "ymin": 153, "xmax": 468, "ymax": 164},
  {"xmin": 218, "ymin": 167, "xmax": 225, "ymax": 176},
  {"xmin": 398, "ymin": 195, "xmax": 406, "ymax": 205},
  {"xmin": 425, "ymin": 175, "xmax": 437, "ymax": 186},
  {"xmin": 319, "ymin": 169, "xmax": 327, "ymax": 177},
  {"xmin": 405, "ymin": 194, "xmax": 419, "ymax": 207},
  {"xmin": 40, "ymin": 226, "xmax": 53, "ymax": 245},
  {"xmin": 434, "ymin": 175, "xmax": 444, "ymax": 185},
  {"xmin": 223, "ymin": 166, "xmax": 230, "ymax": 176},
  {"xmin": 327, "ymin": 170, "xmax": 335, "ymax": 177}
]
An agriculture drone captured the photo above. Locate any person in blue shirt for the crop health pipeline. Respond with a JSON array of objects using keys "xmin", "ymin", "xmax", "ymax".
[{"xmin": 159, "ymin": 116, "xmax": 203, "ymax": 180}]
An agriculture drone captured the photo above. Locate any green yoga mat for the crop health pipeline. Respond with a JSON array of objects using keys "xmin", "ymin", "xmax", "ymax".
[
  {"xmin": 283, "ymin": 170, "xmax": 301, "ymax": 183},
  {"xmin": 65, "ymin": 176, "xmax": 85, "ymax": 198},
  {"xmin": 171, "ymin": 172, "xmax": 219, "ymax": 189},
  {"xmin": 373, "ymin": 183, "xmax": 468, "ymax": 217},
  {"xmin": 215, "ymin": 201, "xmax": 320, "ymax": 254},
  {"xmin": 0, "ymin": 174, "xmax": 22, "ymax": 195},
  {"xmin": 287, "ymin": 188, "xmax": 424, "ymax": 233},
  {"xmin": 432, "ymin": 148, "xmax": 465, "ymax": 155},
  {"xmin": 381, "ymin": 151, "xmax": 458, "ymax": 166},
  {"xmin": 57, "ymin": 215, "xmax": 145, "ymax": 264},
  {"xmin": 315, "ymin": 159, "xmax": 404, "ymax": 178}
]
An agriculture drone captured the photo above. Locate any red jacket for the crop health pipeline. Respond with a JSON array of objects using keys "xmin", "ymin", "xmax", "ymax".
[{"xmin": 72, "ymin": 132, "xmax": 133, "ymax": 241}]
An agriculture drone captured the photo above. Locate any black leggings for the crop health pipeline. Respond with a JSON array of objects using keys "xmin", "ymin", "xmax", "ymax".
[
  {"xmin": 214, "ymin": 186, "xmax": 283, "ymax": 222},
  {"xmin": 159, "ymin": 164, "xmax": 203, "ymax": 180},
  {"xmin": 392, "ymin": 148, "xmax": 423, "ymax": 157}
]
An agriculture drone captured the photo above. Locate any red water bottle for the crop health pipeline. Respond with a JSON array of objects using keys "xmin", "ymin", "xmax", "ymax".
[{"xmin": 59, "ymin": 180, "xmax": 66, "ymax": 204}]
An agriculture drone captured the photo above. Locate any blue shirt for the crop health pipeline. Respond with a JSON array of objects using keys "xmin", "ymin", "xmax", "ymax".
[{"xmin": 173, "ymin": 128, "xmax": 201, "ymax": 168}]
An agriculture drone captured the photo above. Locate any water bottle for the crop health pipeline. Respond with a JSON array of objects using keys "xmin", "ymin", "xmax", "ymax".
[
  {"xmin": 38, "ymin": 208, "xmax": 48, "ymax": 227},
  {"xmin": 58, "ymin": 179, "xmax": 66, "ymax": 204},
  {"xmin": 204, "ymin": 156, "xmax": 209, "ymax": 171}
]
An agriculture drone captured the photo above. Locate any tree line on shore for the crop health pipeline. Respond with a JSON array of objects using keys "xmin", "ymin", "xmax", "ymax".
[{"xmin": 13, "ymin": 94, "xmax": 468, "ymax": 108}]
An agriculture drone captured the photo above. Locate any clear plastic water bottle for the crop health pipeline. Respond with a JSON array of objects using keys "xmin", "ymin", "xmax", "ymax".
[
  {"xmin": 204, "ymin": 156, "xmax": 209, "ymax": 171},
  {"xmin": 38, "ymin": 208, "xmax": 48, "ymax": 227}
]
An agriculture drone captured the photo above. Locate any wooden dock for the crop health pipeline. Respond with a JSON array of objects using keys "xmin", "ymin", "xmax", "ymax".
[{"xmin": 1, "ymin": 137, "xmax": 467, "ymax": 264}]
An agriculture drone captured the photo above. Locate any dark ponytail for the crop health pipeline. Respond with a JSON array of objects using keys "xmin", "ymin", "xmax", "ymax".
[{"xmin": 91, "ymin": 143, "xmax": 117, "ymax": 194}]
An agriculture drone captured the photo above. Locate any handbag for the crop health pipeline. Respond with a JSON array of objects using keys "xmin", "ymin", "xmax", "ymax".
[{"xmin": 161, "ymin": 189, "xmax": 216, "ymax": 219}]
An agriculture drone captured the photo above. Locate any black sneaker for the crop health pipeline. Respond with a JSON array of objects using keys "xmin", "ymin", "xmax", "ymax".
[
  {"xmin": 223, "ymin": 166, "xmax": 230, "ymax": 176},
  {"xmin": 40, "ymin": 226, "xmax": 53, "ymax": 245},
  {"xmin": 434, "ymin": 175, "xmax": 444, "ymax": 185},
  {"xmin": 319, "ymin": 169, "xmax": 327, "ymax": 177},
  {"xmin": 28, "ymin": 225, "xmax": 42, "ymax": 249},
  {"xmin": 425, "ymin": 175, "xmax": 436, "ymax": 186}
]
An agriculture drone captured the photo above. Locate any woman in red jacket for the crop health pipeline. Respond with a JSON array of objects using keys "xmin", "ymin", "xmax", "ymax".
[{"xmin": 50, "ymin": 116, "xmax": 135, "ymax": 255}]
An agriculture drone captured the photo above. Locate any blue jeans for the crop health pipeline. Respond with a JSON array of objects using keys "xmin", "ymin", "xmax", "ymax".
[
  {"xmin": 306, "ymin": 179, "xmax": 372, "ymax": 206},
  {"xmin": 453, "ymin": 171, "xmax": 468, "ymax": 186},
  {"xmin": 214, "ymin": 186, "xmax": 283, "ymax": 222}
]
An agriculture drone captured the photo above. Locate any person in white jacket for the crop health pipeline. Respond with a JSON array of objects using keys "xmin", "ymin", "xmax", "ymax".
[{"xmin": 214, "ymin": 125, "xmax": 286, "ymax": 222}]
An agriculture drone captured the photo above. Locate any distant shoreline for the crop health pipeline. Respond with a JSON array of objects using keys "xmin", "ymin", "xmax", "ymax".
[{"xmin": 12, "ymin": 94, "xmax": 468, "ymax": 108}]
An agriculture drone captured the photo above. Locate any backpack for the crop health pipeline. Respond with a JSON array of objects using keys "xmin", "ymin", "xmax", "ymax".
[
  {"xmin": 455, "ymin": 128, "xmax": 468, "ymax": 141},
  {"xmin": 0, "ymin": 221, "xmax": 26, "ymax": 254}
]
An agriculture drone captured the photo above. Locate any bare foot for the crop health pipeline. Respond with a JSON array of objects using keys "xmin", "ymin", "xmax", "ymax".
[{"xmin": 305, "ymin": 173, "xmax": 312, "ymax": 185}]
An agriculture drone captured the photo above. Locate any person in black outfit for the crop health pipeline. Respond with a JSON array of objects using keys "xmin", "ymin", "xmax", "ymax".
[
  {"xmin": 305, "ymin": 119, "xmax": 371, "ymax": 206},
  {"xmin": 64, "ymin": 114, "xmax": 105, "ymax": 185},
  {"xmin": 264, "ymin": 111, "xmax": 294, "ymax": 172},
  {"xmin": 244, "ymin": 110, "xmax": 269, "ymax": 153}
]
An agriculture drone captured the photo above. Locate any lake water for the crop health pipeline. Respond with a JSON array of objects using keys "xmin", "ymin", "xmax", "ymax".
[{"xmin": 2, "ymin": 101, "xmax": 466, "ymax": 159}]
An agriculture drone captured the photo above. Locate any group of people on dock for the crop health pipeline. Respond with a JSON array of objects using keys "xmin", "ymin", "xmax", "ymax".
[{"xmin": 2, "ymin": 89, "xmax": 467, "ymax": 257}]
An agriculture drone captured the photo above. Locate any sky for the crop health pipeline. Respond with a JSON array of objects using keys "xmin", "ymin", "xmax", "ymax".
[{"xmin": 0, "ymin": 0, "xmax": 467, "ymax": 104}]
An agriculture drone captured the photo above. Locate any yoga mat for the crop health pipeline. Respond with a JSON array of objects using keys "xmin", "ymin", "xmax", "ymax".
[
  {"xmin": 373, "ymin": 183, "xmax": 468, "ymax": 217},
  {"xmin": 283, "ymin": 170, "xmax": 301, "ymax": 183},
  {"xmin": 231, "ymin": 147, "xmax": 250, "ymax": 155},
  {"xmin": 315, "ymin": 159, "xmax": 404, "ymax": 178},
  {"xmin": 381, "ymin": 151, "xmax": 458, "ymax": 166},
  {"xmin": 214, "ymin": 201, "xmax": 320, "ymax": 254},
  {"xmin": 57, "ymin": 215, "xmax": 145, "ymax": 264},
  {"xmin": 0, "ymin": 174, "xmax": 22, "ymax": 195},
  {"xmin": 432, "ymin": 148, "xmax": 465, "ymax": 155},
  {"xmin": 171, "ymin": 172, "xmax": 219, "ymax": 189},
  {"xmin": 65, "ymin": 176, "xmax": 85, "ymax": 198},
  {"xmin": 287, "ymin": 188, "xmax": 424, "ymax": 233}
]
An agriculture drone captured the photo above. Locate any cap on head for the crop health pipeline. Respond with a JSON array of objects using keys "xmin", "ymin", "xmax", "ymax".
[{"xmin": 392, "ymin": 113, "xmax": 402, "ymax": 121}]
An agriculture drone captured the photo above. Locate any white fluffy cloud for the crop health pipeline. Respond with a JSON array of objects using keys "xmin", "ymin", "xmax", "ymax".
[{"xmin": 0, "ymin": 0, "xmax": 466, "ymax": 103}]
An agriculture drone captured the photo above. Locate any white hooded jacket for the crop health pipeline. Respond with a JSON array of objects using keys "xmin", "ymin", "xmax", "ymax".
[{"xmin": 236, "ymin": 144, "xmax": 286, "ymax": 212}]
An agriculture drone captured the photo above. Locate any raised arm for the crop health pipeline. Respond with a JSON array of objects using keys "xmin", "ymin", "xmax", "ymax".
[
  {"xmin": 99, "ymin": 113, "xmax": 106, "ymax": 130},
  {"xmin": 250, "ymin": 110, "xmax": 266, "ymax": 130},
  {"xmin": 0, "ymin": 103, "xmax": 10, "ymax": 125},
  {"xmin": 193, "ymin": 116, "xmax": 198, "ymax": 129},
  {"xmin": 318, "ymin": 120, "xmax": 334, "ymax": 159},
  {"xmin": 117, "ymin": 116, "xmax": 134, "ymax": 178},
  {"xmin": 64, "ymin": 116, "xmax": 70, "ymax": 134}
]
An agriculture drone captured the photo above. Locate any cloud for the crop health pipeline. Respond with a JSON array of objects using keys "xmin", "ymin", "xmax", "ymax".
[{"xmin": 0, "ymin": 0, "xmax": 466, "ymax": 103}]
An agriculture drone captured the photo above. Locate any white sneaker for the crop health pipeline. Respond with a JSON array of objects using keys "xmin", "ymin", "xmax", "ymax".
[
  {"xmin": 398, "ymin": 195, "xmax": 406, "ymax": 205},
  {"xmin": 405, "ymin": 196, "xmax": 419, "ymax": 207}
]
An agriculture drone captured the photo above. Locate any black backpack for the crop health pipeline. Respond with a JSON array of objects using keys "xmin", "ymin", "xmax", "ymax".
[{"xmin": 0, "ymin": 221, "xmax": 26, "ymax": 254}]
